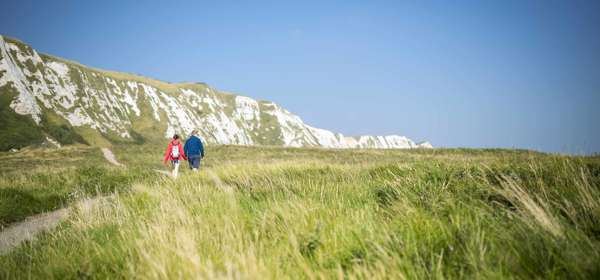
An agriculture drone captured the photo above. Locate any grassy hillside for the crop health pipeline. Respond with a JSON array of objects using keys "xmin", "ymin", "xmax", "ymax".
[
  {"xmin": 1, "ymin": 145, "xmax": 599, "ymax": 278},
  {"xmin": 0, "ymin": 86, "xmax": 45, "ymax": 150}
]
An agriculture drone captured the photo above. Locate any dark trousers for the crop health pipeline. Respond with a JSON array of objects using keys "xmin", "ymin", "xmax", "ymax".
[{"xmin": 188, "ymin": 155, "xmax": 201, "ymax": 169}]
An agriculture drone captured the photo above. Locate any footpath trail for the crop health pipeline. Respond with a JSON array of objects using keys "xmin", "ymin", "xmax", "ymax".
[
  {"xmin": 1, "ymin": 149, "xmax": 127, "ymax": 255},
  {"xmin": 154, "ymin": 169, "xmax": 172, "ymax": 176},
  {"xmin": 0, "ymin": 197, "xmax": 107, "ymax": 255},
  {"xmin": 101, "ymin": 148, "xmax": 124, "ymax": 166},
  {"xmin": 206, "ymin": 169, "xmax": 233, "ymax": 193},
  {"xmin": 0, "ymin": 209, "xmax": 68, "ymax": 255},
  {"xmin": 1, "ymin": 147, "xmax": 209, "ymax": 255}
]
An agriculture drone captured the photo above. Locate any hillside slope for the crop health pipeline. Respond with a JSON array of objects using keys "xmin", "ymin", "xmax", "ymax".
[{"xmin": 0, "ymin": 35, "xmax": 431, "ymax": 150}]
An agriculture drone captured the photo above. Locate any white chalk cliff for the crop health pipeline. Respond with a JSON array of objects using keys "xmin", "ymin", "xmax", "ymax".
[{"xmin": 0, "ymin": 35, "xmax": 431, "ymax": 149}]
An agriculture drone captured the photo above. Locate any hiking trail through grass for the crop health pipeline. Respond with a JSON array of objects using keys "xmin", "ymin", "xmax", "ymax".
[
  {"xmin": 0, "ymin": 197, "xmax": 107, "ymax": 255},
  {"xmin": 101, "ymin": 148, "xmax": 124, "ymax": 167}
]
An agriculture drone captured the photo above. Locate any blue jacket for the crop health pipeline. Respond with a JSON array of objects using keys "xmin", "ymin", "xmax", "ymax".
[{"xmin": 184, "ymin": 135, "xmax": 205, "ymax": 158}]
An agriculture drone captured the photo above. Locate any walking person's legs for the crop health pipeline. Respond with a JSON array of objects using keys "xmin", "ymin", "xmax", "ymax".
[
  {"xmin": 172, "ymin": 160, "xmax": 180, "ymax": 178},
  {"xmin": 188, "ymin": 155, "xmax": 195, "ymax": 170},
  {"xmin": 189, "ymin": 155, "xmax": 200, "ymax": 171}
]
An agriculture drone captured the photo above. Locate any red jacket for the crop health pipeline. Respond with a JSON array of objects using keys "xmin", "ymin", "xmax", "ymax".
[{"xmin": 163, "ymin": 140, "xmax": 187, "ymax": 163}]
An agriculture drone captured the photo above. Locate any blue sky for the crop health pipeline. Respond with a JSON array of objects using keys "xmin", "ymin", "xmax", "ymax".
[{"xmin": 2, "ymin": 0, "xmax": 599, "ymax": 153}]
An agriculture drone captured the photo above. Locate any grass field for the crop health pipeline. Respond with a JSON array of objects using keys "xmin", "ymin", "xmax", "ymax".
[{"xmin": 1, "ymin": 144, "xmax": 599, "ymax": 279}]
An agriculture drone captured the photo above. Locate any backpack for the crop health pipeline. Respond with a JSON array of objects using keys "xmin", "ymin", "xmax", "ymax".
[{"xmin": 171, "ymin": 144, "xmax": 180, "ymax": 159}]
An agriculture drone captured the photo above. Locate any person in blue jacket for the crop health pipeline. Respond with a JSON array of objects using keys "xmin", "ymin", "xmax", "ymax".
[{"xmin": 184, "ymin": 130, "xmax": 205, "ymax": 171}]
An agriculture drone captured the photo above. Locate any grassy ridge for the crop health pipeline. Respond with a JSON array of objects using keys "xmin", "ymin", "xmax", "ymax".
[{"xmin": 0, "ymin": 145, "xmax": 599, "ymax": 278}]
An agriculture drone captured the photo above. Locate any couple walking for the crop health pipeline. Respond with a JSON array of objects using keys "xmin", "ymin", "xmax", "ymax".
[{"xmin": 163, "ymin": 130, "xmax": 205, "ymax": 178}]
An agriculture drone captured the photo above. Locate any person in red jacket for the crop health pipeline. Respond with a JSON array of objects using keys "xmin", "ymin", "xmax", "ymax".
[{"xmin": 163, "ymin": 134, "xmax": 187, "ymax": 178}]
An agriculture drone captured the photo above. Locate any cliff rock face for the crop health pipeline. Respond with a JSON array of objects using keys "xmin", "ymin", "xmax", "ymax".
[{"xmin": 0, "ymin": 35, "xmax": 431, "ymax": 149}]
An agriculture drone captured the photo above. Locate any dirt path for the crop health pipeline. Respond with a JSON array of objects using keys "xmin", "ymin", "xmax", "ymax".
[
  {"xmin": 0, "ymin": 209, "xmax": 68, "ymax": 255},
  {"xmin": 0, "ymin": 197, "xmax": 105, "ymax": 255},
  {"xmin": 154, "ymin": 169, "xmax": 172, "ymax": 176},
  {"xmin": 101, "ymin": 148, "xmax": 124, "ymax": 166},
  {"xmin": 206, "ymin": 170, "xmax": 233, "ymax": 193},
  {"xmin": 0, "ymin": 167, "xmax": 227, "ymax": 255}
]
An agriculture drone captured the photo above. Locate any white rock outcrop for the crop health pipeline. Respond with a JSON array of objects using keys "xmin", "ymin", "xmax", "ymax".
[{"xmin": 0, "ymin": 35, "xmax": 432, "ymax": 149}]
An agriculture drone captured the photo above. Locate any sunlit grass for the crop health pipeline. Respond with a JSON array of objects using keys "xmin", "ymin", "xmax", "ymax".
[{"xmin": 0, "ymin": 145, "xmax": 599, "ymax": 278}]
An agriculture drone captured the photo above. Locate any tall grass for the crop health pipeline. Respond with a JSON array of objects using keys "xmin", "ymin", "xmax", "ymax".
[
  {"xmin": 0, "ymin": 146, "xmax": 158, "ymax": 227},
  {"xmin": 0, "ymin": 146, "xmax": 599, "ymax": 278}
]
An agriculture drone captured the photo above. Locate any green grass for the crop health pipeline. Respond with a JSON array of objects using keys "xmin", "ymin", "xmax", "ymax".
[
  {"xmin": 0, "ymin": 145, "xmax": 599, "ymax": 279},
  {"xmin": 0, "ymin": 146, "xmax": 158, "ymax": 228},
  {"xmin": 0, "ymin": 85, "xmax": 46, "ymax": 150}
]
